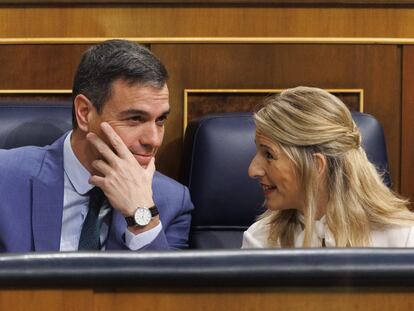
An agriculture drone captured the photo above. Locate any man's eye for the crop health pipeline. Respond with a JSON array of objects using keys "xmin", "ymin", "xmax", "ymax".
[
  {"xmin": 130, "ymin": 116, "xmax": 144, "ymax": 122},
  {"xmin": 156, "ymin": 116, "xmax": 168, "ymax": 126}
]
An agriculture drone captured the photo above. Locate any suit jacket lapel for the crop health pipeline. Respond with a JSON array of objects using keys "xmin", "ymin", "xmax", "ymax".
[{"xmin": 31, "ymin": 135, "xmax": 66, "ymax": 251}]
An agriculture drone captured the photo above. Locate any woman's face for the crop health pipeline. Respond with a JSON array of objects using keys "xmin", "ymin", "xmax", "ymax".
[{"xmin": 249, "ymin": 132, "xmax": 304, "ymax": 212}]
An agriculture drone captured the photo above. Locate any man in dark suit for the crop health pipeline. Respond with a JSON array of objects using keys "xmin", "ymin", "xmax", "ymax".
[{"xmin": 0, "ymin": 39, "xmax": 193, "ymax": 252}]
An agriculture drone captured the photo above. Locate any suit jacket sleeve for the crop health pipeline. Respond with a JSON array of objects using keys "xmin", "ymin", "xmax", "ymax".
[{"xmin": 141, "ymin": 185, "xmax": 193, "ymax": 250}]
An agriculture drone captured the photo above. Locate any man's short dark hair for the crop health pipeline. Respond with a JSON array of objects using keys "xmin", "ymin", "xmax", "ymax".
[{"xmin": 72, "ymin": 39, "xmax": 168, "ymax": 128}]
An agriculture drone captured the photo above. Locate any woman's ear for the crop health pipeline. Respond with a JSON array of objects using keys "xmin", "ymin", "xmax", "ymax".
[
  {"xmin": 73, "ymin": 94, "xmax": 94, "ymax": 132},
  {"xmin": 313, "ymin": 152, "xmax": 327, "ymax": 177}
]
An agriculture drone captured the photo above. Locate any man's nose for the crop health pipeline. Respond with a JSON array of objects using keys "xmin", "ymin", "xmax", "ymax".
[
  {"xmin": 140, "ymin": 123, "xmax": 163, "ymax": 148},
  {"xmin": 248, "ymin": 154, "xmax": 264, "ymax": 179}
]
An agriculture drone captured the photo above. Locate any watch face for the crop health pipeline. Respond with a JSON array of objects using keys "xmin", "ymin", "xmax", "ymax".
[{"xmin": 134, "ymin": 207, "xmax": 152, "ymax": 226}]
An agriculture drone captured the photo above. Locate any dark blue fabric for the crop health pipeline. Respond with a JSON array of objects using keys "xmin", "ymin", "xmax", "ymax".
[
  {"xmin": 351, "ymin": 112, "xmax": 391, "ymax": 187},
  {"xmin": 78, "ymin": 187, "xmax": 106, "ymax": 250},
  {"xmin": 2, "ymin": 249, "xmax": 414, "ymax": 288},
  {"xmin": 0, "ymin": 101, "xmax": 73, "ymax": 149},
  {"xmin": 183, "ymin": 112, "xmax": 390, "ymax": 249}
]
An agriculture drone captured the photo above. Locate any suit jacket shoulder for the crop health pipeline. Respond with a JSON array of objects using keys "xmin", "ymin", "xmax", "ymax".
[
  {"xmin": 0, "ymin": 136, "xmax": 66, "ymax": 252},
  {"xmin": 0, "ymin": 145, "xmax": 48, "ymax": 181},
  {"xmin": 153, "ymin": 171, "xmax": 193, "ymax": 221}
]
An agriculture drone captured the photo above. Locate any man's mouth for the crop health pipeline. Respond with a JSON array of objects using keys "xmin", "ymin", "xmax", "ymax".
[
  {"xmin": 133, "ymin": 153, "xmax": 154, "ymax": 166},
  {"xmin": 135, "ymin": 153, "xmax": 153, "ymax": 157}
]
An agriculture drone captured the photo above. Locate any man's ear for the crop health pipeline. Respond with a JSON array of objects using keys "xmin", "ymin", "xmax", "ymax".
[
  {"xmin": 313, "ymin": 152, "xmax": 327, "ymax": 177},
  {"xmin": 74, "ymin": 94, "xmax": 94, "ymax": 132}
]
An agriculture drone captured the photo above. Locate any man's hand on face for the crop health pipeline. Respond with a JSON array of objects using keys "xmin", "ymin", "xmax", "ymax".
[{"xmin": 87, "ymin": 122, "xmax": 155, "ymax": 218}]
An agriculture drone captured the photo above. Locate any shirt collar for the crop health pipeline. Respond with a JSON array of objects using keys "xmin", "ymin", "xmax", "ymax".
[
  {"xmin": 63, "ymin": 131, "xmax": 94, "ymax": 195},
  {"xmin": 295, "ymin": 214, "xmax": 335, "ymax": 247}
]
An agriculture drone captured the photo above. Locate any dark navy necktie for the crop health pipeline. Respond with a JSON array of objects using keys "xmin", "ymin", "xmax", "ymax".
[{"xmin": 78, "ymin": 187, "xmax": 106, "ymax": 250}]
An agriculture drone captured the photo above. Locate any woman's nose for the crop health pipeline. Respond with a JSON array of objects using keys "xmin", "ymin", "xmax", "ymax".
[{"xmin": 248, "ymin": 154, "xmax": 265, "ymax": 179}]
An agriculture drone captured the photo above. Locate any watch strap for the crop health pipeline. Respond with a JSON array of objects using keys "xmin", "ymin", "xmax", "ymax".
[
  {"xmin": 125, "ymin": 215, "xmax": 136, "ymax": 227},
  {"xmin": 149, "ymin": 205, "xmax": 159, "ymax": 217}
]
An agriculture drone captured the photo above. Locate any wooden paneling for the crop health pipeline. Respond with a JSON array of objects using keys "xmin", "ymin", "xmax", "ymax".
[
  {"xmin": 0, "ymin": 44, "xmax": 90, "ymax": 89},
  {"xmin": 0, "ymin": 289, "xmax": 93, "ymax": 311},
  {"xmin": 0, "ymin": 43, "xmax": 404, "ymax": 194},
  {"xmin": 401, "ymin": 46, "xmax": 414, "ymax": 203},
  {"xmin": 153, "ymin": 44, "xmax": 401, "ymax": 186},
  {"xmin": 94, "ymin": 290, "xmax": 414, "ymax": 311},
  {"xmin": 3, "ymin": 0, "xmax": 414, "ymax": 4},
  {"xmin": 185, "ymin": 90, "xmax": 362, "ymax": 127},
  {"xmin": 3, "ymin": 7, "xmax": 414, "ymax": 38},
  {"xmin": 2, "ymin": 288, "xmax": 414, "ymax": 311}
]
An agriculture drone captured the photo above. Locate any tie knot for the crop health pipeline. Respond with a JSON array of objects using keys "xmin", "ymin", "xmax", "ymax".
[{"xmin": 88, "ymin": 187, "xmax": 105, "ymax": 210}]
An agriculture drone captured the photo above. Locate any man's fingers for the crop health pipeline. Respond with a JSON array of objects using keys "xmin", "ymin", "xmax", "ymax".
[
  {"xmin": 100, "ymin": 122, "xmax": 132, "ymax": 159},
  {"xmin": 89, "ymin": 175, "xmax": 105, "ymax": 189},
  {"xmin": 87, "ymin": 132, "xmax": 118, "ymax": 165},
  {"xmin": 92, "ymin": 159, "xmax": 112, "ymax": 176}
]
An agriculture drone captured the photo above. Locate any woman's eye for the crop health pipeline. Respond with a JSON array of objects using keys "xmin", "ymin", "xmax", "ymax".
[{"xmin": 265, "ymin": 151, "xmax": 275, "ymax": 160}]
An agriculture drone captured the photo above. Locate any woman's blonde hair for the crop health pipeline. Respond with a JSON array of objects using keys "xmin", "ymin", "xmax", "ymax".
[{"xmin": 254, "ymin": 86, "xmax": 413, "ymax": 247}]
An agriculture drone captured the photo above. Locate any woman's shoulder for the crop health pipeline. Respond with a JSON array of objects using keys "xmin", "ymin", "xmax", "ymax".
[
  {"xmin": 370, "ymin": 225, "xmax": 414, "ymax": 247},
  {"xmin": 241, "ymin": 216, "xmax": 273, "ymax": 249}
]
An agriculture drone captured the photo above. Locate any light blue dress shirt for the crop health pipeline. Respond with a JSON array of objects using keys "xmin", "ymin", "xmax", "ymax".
[{"xmin": 59, "ymin": 132, "xmax": 162, "ymax": 251}]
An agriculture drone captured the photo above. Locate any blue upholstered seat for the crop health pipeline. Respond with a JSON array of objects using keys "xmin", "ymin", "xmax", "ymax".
[
  {"xmin": 0, "ymin": 103, "xmax": 390, "ymax": 250},
  {"xmin": 0, "ymin": 101, "xmax": 72, "ymax": 149},
  {"xmin": 182, "ymin": 112, "xmax": 391, "ymax": 249}
]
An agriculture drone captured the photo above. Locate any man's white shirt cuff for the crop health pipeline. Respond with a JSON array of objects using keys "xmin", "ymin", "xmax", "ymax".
[{"xmin": 124, "ymin": 222, "xmax": 163, "ymax": 250}]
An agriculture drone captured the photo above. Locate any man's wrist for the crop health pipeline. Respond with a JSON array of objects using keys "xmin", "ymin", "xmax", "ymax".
[
  {"xmin": 125, "ymin": 205, "xmax": 159, "ymax": 227},
  {"xmin": 127, "ymin": 216, "xmax": 160, "ymax": 234},
  {"xmin": 124, "ymin": 220, "xmax": 163, "ymax": 250}
]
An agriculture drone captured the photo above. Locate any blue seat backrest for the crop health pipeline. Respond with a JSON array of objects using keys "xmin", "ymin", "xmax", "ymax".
[
  {"xmin": 182, "ymin": 112, "xmax": 391, "ymax": 249},
  {"xmin": 0, "ymin": 101, "xmax": 73, "ymax": 149},
  {"xmin": 352, "ymin": 112, "xmax": 391, "ymax": 187}
]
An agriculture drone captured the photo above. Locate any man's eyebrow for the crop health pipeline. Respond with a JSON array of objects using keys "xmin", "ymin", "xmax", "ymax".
[
  {"xmin": 118, "ymin": 109, "xmax": 148, "ymax": 118},
  {"xmin": 118, "ymin": 108, "xmax": 171, "ymax": 118},
  {"xmin": 159, "ymin": 108, "xmax": 171, "ymax": 117}
]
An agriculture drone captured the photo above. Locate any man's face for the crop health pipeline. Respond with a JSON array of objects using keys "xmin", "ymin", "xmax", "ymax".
[{"xmin": 88, "ymin": 79, "xmax": 170, "ymax": 167}]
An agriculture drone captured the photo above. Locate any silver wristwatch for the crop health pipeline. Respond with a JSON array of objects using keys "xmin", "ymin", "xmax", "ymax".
[{"xmin": 125, "ymin": 205, "xmax": 159, "ymax": 227}]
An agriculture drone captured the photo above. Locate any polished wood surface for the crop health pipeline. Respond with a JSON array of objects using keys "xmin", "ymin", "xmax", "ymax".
[
  {"xmin": 401, "ymin": 46, "xmax": 414, "ymax": 204},
  {"xmin": 4, "ymin": 38, "xmax": 414, "ymax": 44},
  {"xmin": 0, "ymin": 290, "xmax": 92, "ymax": 311},
  {"xmin": 0, "ymin": 44, "xmax": 90, "ymax": 89},
  {"xmin": 2, "ymin": 0, "xmax": 414, "ymax": 4},
  {"xmin": 95, "ymin": 290, "xmax": 414, "ymax": 311},
  {"xmin": 1, "ymin": 289, "xmax": 414, "ymax": 311},
  {"xmin": 2, "ymin": 8, "xmax": 414, "ymax": 38},
  {"xmin": 185, "ymin": 90, "xmax": 362, "ymax": 128}
]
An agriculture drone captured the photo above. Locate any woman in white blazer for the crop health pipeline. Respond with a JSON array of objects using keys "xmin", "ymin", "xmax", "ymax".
[{"xmin": 242, "ymin": 86, "xmax": 414, "ymax": 248}]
